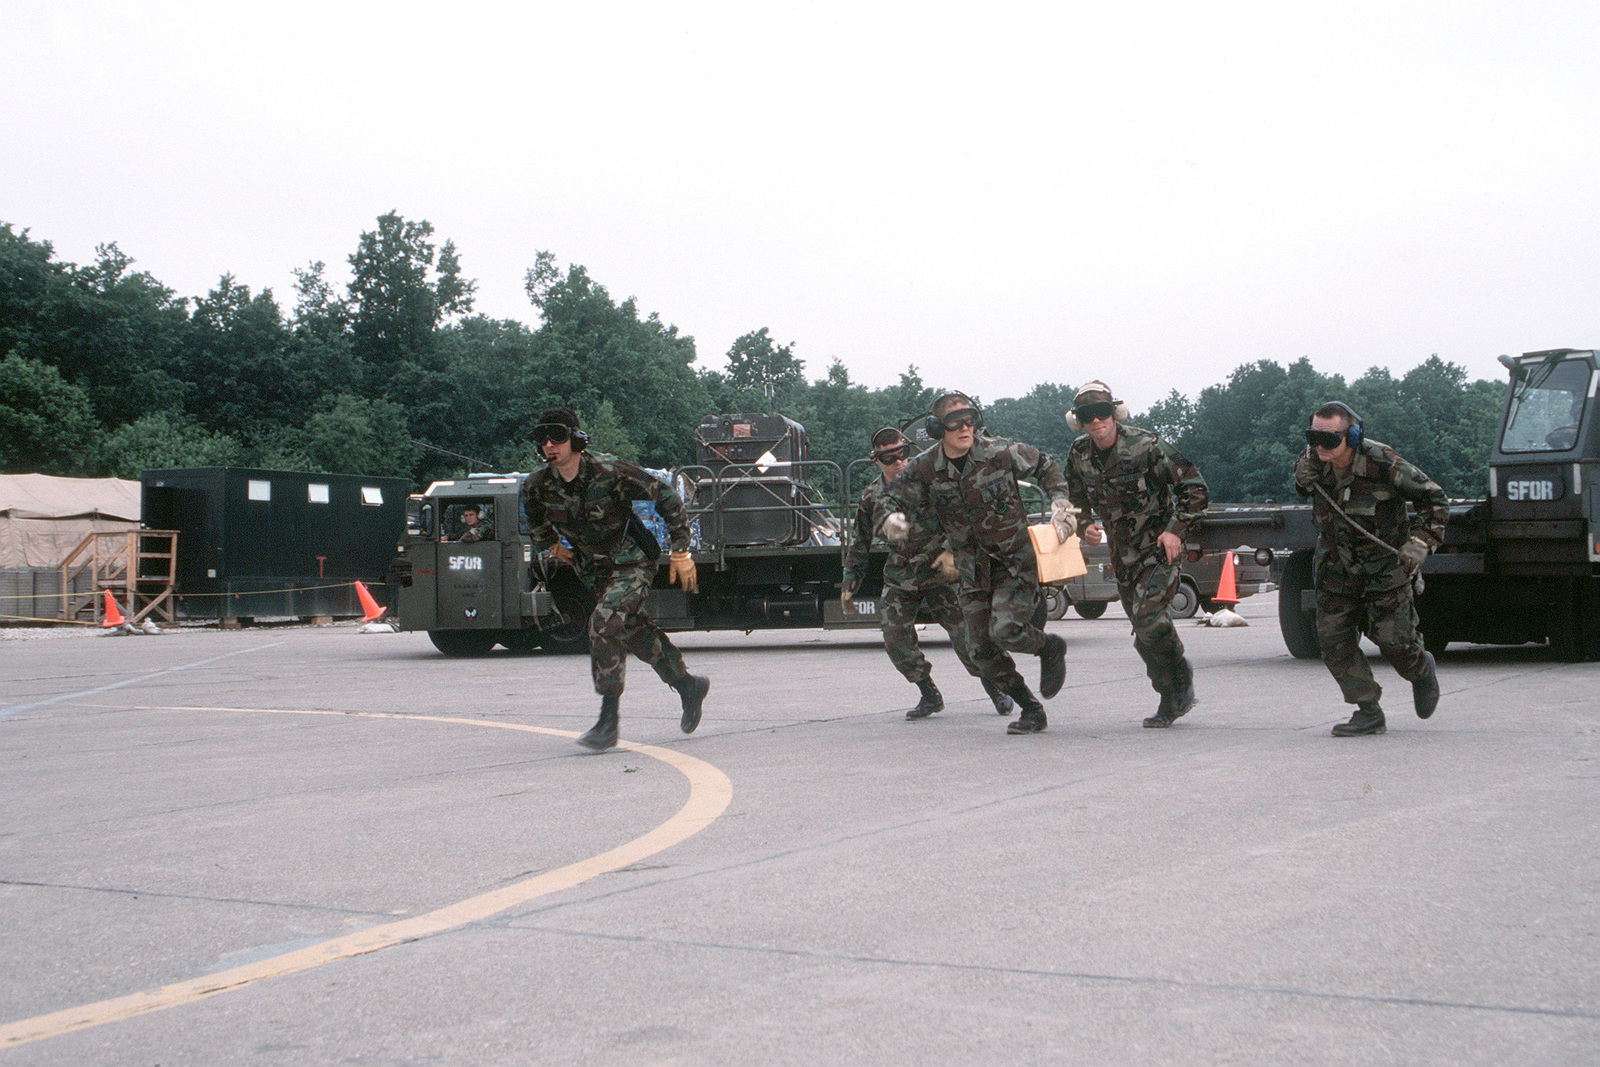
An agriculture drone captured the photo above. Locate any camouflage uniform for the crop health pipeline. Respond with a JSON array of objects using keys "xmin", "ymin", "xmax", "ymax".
[
  {"xmin": 883, "ymin": 436, "xmax": 1070, "ymax": 691},
  {"xmin": 522, "ymin": 452, "xmax": 693, "ymax": 697},
  {"xmin": 842, "ymin": 477, "xmax": 985, "ymax": 687},
  {"xmin": 1294, "ymin": 439, "xmax": 1448, "ymax": 706},
  {"xmin": 457, "ymin": 513, "xmax": 494, "ymax": 542},
  {"xmin": 1066, "ymin": 424, "xmax": 1208, "ymax": 695}
]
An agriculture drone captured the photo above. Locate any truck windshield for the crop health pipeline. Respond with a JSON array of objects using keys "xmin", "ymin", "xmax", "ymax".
[{"xmin": 1501, "ymin": 358, "xmax": 1591, "ymax": 453}]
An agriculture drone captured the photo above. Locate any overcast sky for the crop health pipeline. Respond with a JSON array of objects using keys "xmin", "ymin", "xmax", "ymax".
[{"xmin": 5, "ymin": 1, "xmax": 1597, "ymax": 413}]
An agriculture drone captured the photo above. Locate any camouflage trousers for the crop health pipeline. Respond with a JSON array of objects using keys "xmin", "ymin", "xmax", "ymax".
[
  {"xmin": 957, "ymin": 549, "xmax": 1044, "ymax": 690},
  {"xmin": 1315, "ymin": 583, "xmax": 1428, "ymax": 706},
  {"xmin": 586, "ymin": 560, "xmax": 690, "ymax": 698},
  {"xmin": 1116, "ymin": 558, "xmax": 1187, "ymax": 694},
  {"xmin": 881, "ymin": 579, "xmax": 983, "ymax": 685}
]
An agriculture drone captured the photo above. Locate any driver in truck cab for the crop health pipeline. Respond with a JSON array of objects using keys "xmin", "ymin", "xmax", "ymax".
[{"xmin": 521, "ymin": 406, "xmax": 709, "ymax": 751}]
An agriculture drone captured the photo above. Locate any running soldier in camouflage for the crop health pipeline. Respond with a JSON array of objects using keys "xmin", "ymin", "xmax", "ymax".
[
  {"xmin": 1064, "ymin": 381, "xmax": 1208, "ymax": 727},
  {"xmin": 880, "ymin": 392, "xmax": 1073, "ymax": 735},
  {"xmin": 841, "ymin": 427, "xmax": 1015, "ymax": 720},
  {"xmin": 1296, "ymin": 401, "xmax": 1447, "ymax": 736},
  {"xmin": 522, "ymin": 407, "xmax": 709, "ymax": 751}
]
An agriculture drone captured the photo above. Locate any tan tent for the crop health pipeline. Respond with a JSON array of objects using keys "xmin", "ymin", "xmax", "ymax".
[{"xmin": 0, "ymin": 474, "xmax": 142, "ymax": 569}]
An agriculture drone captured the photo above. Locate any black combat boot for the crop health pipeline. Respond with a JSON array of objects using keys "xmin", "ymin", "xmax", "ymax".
[
  {"xmin": 673, "ymin": 675, "xmax": 710, "ymax": 733},
  {"xmin": 1412, "ymin": 652, "xmax": 1439, "ymax": 719},
  {"xmin": 1039, "ymin": 633, "xmax": 1067, "ymax": 699},
  {"xmin": 1331, "ymin": 701, "xmax": 1386, "ymax": 737},
  {"xmin": 982, "ymin": 678, "xmax": 1015, "ymax": 716},
  {"xmin": 1144, "ymin": 657, "xmax": 1196, "ymax": 728},
  {"xmin": 577, "ymin": 695, "xmax": 620, "ymax": 750},
  {"xmin": 1005, "ymin": 681, "xmax": 1047, "ymax": 734},
  {"xmin": 907, "ymin": 678, "xmax": 943, "ymax": 720}
]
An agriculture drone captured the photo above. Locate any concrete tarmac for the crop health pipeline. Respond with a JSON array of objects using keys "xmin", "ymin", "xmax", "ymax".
[{"xmin": 1, "ymin": 593, "xmax": 1597, "ymax": 1065}]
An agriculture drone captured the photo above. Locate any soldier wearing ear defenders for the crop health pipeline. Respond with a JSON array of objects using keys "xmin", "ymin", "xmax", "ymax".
[
  {"xmin": 1064, "ymin": 380, "xmax": 1209, "ymax": 728},
  {"xmin": 522, "ymin": 406, "xmax": 709, "ymax": 751},
  {"xmin": 880, "ymin": 391, "xmax": 1073, "ymax": 735},
  {"xmin": 842, "ymin": 427, "xmax": 1016, "ymax": 720},
  {"xmin": 1295, "ymin": 401, "xmax": 1448, "ymax": 736}
]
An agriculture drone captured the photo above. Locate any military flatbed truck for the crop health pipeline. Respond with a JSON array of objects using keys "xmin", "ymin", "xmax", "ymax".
[
  {"xmin": 1189, "ymin": 347, "xmax": 1600, "ymax": 662},
  {"xmin": 390, "ymin": 415, "xmax": 936, "ymax": 655}
]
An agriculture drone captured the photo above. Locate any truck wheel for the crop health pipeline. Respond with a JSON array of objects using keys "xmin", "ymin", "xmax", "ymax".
[
  {"xmin": 1043, "ymin": 587, "xmax": 1070, "ymax": 620},
  {"xmin": 428, "ymin": 630, "xmax": 498, "ymax": 657},
  {"xmin": 535, "ymin": 572, "xmax": 595, "ymax": 655},
  {"xmin": 499, "ymin": 630, "xmax": 540, "ymax": 654},
  {"xmin": 1074, "ymin": 600, "xmax": 1108, "ymax": 620},
  {"xmin": 1278, "ymin": 548, "xmax": 1321, "ymax": 659},
  {"xmin": 1167, "ymin": 577, "xmax": 1200, "ymax": 620}
]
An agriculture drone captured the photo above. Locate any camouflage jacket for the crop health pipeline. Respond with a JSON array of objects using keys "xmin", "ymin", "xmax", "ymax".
[
  {"xmin": 842, "ymin": 477, "xmax": 956, "ymax": 596},
  {"xmin": 882, "ymin": 435, "xmax": 1070, "ymax": 583},
  {"xmin": 522, "ymin": 452, "xmax": 691, "ymax": 567},
  {"xmin": 1066, "ymin": 425, "xmax": 1208, "ymax": 572},
  {"xmin": 1293, "ymin": 438, "xmax": 1448, "ymax": 593},
  {"xmin": 457, "ymin": 518, "xmax": 494, "ymax": 542}
]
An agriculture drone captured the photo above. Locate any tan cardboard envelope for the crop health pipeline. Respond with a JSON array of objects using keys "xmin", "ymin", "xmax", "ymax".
[{"xmin": 1028, "ymin": 526, "xmax": 1087, "ymax": 584}]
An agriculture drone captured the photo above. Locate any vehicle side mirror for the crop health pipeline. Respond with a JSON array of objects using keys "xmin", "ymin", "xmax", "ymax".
[{"xmin": 420, "ymin": 503, "xmax": 435, "ymax": 540}]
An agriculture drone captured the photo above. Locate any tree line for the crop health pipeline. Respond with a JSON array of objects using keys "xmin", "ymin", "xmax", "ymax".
[{"xmin": 0, "ymin": 213, "xmax": 1505, "ymax": 501}]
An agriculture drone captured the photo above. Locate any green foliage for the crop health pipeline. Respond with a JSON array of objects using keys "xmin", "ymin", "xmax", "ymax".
[
  {"xmin": 523, "ymin": 254, "xmax": 708, "ymax": 469},
  {"xmin": 0, "ymin": 216, "xmax": 1513, "ymax": 506},
  {"xmin": 0, "ymin": 353, "xmax": 100, "ymax": 474},
  {"xmin": 100, "ymin": 412, "xmax": 240, "ymax": 478}
]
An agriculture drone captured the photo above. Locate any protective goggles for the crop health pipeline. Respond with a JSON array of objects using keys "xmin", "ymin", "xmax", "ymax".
[
  {"xmin": 1073, "ymin": 401, "xmax": 1117, "ymax": 424},
  {"xmin": 872, "ymin": 444, "xmax": 911, "ymax": 465},
  {"xmin": 531, "ymin": 423, "xmax": 574, "ymax": 445},
  {"xmin": 939, "ymin": 409, "xmax": 980, "ymax": 432},
  {"xmin": 1303, "ymin": 429, "xmax": 1346, "ymax": 449}
]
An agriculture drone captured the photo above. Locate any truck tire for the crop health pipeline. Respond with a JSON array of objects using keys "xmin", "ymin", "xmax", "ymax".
[
  {"xmin": 428, "ymin": 630, "xmax": 498, "ymax": 657},
  {"xmin": 1043, "ymin": 587, "xmax": 1070, "ymax": 620},
  {"xmin": 1278, "ymin": 548, "xmax": 1321, "ymax": 659},
  {"xmin": 1167, "ymin": 577, "xmax": 1200, "ymax": 620},
  {"xmin": 537, "ymin": 575, "xmax": 595, "ymax": 655},
  {"xmin": 498, "ymin": 630, "xmax": 541, "ymax": 654},
  {"xmin": 1074, "ymin": 600, "xmax": 1108, "ymax": 620}
]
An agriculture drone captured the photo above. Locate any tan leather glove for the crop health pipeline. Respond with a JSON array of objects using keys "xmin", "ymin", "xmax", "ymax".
[
  {"xmin": 1398, "ymin": 536, "xmax": 1429, "ymax": 576},
  {"xmin": 549, "ymin": 542, "xmax": 574, "ymax": 565},
  {"xmin": 668, "ymin": 550, "xmax": 698, "ymax": 593},
  {"xmin": 881, "ymin": 512, "xmax": 911, "ymax": 544},
  {"xmin": 932, "ymin": 549, "xmax": 958, "ymax": 583},
  {"xmin": 1050, "ymin": 499, "xmax": 1078, "ymax": 542}
]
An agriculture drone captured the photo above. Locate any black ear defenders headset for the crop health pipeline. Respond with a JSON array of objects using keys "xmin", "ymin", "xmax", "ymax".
[
  {"xmin": 1306, "ymin": 401, "xmax": 1363, "ymax": 449},
  {"xmin": 924, "ymin": 392, "xmax": 983, "ymax": 438}
]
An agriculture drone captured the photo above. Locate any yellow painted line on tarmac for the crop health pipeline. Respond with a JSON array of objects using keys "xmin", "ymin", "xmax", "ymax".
[{"xmin": 0, "ymin": 708, "xmax": 733, "ymax": 1050}]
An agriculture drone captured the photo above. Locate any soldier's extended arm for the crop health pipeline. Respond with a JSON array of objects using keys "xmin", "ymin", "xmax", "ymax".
[
  {"xmin": 1393, "ymin": 458, "xmax": 1449, "ymax": 549},
  {"xmin": 840, "ymin": 490, "xmax": 875, "ymax": 596},
  {"xmin": 521, "ymin": 481, "xmax": 559, "ymax": 553},
  {"xmin": 615, "ymin": 461, "xmax": 693, "ymax": 554},
  {"xmin": 1157, "ymin": 440, "xmax": 1208, "ymax": 540}
]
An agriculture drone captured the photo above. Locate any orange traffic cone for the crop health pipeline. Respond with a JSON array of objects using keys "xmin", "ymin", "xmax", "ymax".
[
  {"xmin": 101, "ymin": 590, "xmax": 125, "ymax": 628},
  {"xmin": 354, "ymin": 580, "xmax": 385, "ymax": 622},
  {"xmin": 1213, "ymin": 551, "xmax": 1239, "ymax": 606}
]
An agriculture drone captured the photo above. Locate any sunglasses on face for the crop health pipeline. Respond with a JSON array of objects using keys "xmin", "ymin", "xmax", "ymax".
[
  {"xmin": 873, "ymin": 446, "xmax": 910, "ymax": 465},
  {"xmin": 1304, "ymin": 429, "xmax": 1346, "ymax": 449},
  {"xmin": 1074, "ymin": 402, "xmax": 1116, "ymax": 424},
  {"xmin": 940, "ymin": 410, "xmax": 979, "ymax": 432},
  {"xmin": 532, "ymin": 424, "xmax": 573, "ymax": 445}
]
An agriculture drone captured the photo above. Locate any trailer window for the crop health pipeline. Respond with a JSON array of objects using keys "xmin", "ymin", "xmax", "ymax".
[
  {"xmin": 1501, "ymin": 359, "xmax": 1590, "ymax": 453},
  {"xmin": 361, "ymin": 486, "xmax": 385, "ymax": 506},
  {"xmin": 308, "ymin": 483, "xmax": 330, "ymax": 504},
  {"xmin": 247, "ymin": 479, "xmax": 271, "ymax": 501}
]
